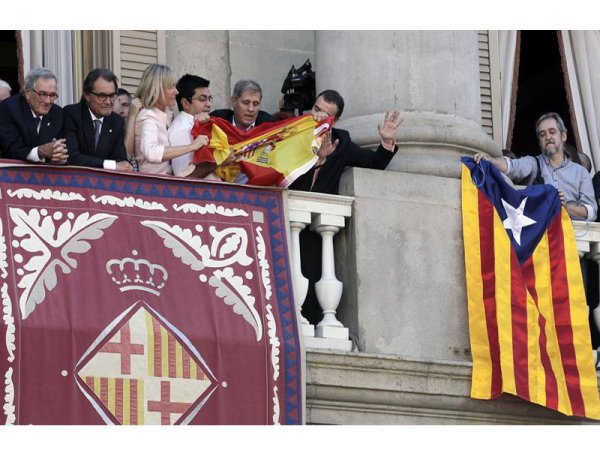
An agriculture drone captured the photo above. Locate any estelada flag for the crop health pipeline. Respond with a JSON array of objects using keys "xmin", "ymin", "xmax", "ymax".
[
  {"xmin": 461, "ymin": 156, "xmax": 600, "ymax": 420},
  {"xmin": 191, "ymin": 115, "xmax": 334, "ymax": 187}
]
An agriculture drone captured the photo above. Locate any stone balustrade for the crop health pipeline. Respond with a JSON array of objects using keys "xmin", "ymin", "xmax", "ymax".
[
  {"xmin": 573, "ymin": 220, "xmax": 600, "ymax": 341},
  {"xmin": 574, "ymin": 220, "xmax": 600, "ymax": 257},
  {"xmin": 287, "ymin": 190, "xmax": 354, "ymax": 351},
  {"xmin": 286, "ymin": 193, "xmax": 600, "ymax": 356}
]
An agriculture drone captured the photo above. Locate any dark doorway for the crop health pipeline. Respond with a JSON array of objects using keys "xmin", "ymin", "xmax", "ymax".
[
  {"xmin": 509, "ymin": 31, "xmax": 577, "ymax": 157},
  {"xmin": 0, "ymin": 31, "xmax": 19, "ymax": 95}
]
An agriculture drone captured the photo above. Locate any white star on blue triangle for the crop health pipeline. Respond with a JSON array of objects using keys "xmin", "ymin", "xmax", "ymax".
[{"xmin": 501, "ymin": 197, "xmax": 537, "ymax": 246}]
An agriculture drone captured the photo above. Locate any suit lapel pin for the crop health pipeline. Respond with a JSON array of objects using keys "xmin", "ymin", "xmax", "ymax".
[
  {"xmin": 47, "ymin": 122, "xmax": 51, "ymax": 126},
  {"xmin": 109, "ymin": 129, "xmax": 112, "ymax": 133}
]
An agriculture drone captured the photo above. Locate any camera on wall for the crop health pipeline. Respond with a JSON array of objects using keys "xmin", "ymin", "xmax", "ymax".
[{"xmin": 280, "ymin": 59, "xmax": 316, "ymax": 116}]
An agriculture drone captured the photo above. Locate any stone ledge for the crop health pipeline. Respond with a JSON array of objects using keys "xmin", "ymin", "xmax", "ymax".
[
  {"xmin": 306, "ymin": 349, "xmax": 596, "ymax": 424},
  {"xmin": 336, "ymin": 111, "xmax": 502, "ymax": 179},
  {"xmin": 340, "ymin": 111, "xmax": 500, "ymax": 156}
]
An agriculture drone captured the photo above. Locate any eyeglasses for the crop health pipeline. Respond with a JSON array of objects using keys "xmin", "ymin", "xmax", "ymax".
[
  {"xmin": 31, "ymin": 89, "xmax": 59, "ymax": 101},
  {"xmin": 191, "ymin": 95, "xmax": 213, "ymax": 103},
  {"xmin": 90, "ymin": 91, "xmax": 117, "ymax": 102}
]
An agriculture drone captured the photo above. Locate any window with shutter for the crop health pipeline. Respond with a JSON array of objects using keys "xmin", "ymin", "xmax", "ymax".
[
  {"xmin": 115, "ymin": 31, "xmax": 166, "ymax": 95},
  {"xmin": 479, "ymin": 30, "xmax": 502, "ymax": 146}
]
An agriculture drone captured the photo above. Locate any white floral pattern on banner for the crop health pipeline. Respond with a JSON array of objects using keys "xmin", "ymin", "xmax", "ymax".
[
  {"xmin": 141, "ymin": 221, "xmax": 252, "ymax": 269},
  {"xmin": 10, "ymin": 208, "xmax": 118, "ymax": 319},
  {"xmin": 2, "ymin": 285, "xmax": 15, "ymax": 363},
  {"xmin": 266, "ymin": 304, "xmax": 281, "ymax": 424},
  {"xmin": 272, "ymin": 386, "xmax": 280, "ymax": 425},
  {"xmin": 7, "ymin": 188, "xmax": 85, "ymax": 202},
  {"xmin": 142, "ymin": 220, "xmax": 263, "ymax": 340},
  {"xmin": 210, "ymin": 267, "xmax": 263, "ymax": 341},
  {"xmin": 0, "ymin": 224, "xmax": 7, "ymax": 279},
  {"xmin": 91, "ymin": 195, "xmax": 167, "ymax": 211},
  {"xmin": 1, "ymin": 214, "xmax": 15, "ymax": 425},
  {"xmin": 173, "ymin": 203, "xmax": 248, "ymax": 217},
  {"xmin": 265, "ymin": 305, "xmax": 280, "ymax": 381},
  {"xmin": 256, "ymin": 227, "xmax": 272, "ymax": 300},
  {"xmin": 3, "ymin": 367, "xmax": 15, "ymax": 425}
]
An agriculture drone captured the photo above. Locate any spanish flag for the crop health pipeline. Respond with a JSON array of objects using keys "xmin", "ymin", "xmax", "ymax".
[
  {"xmin": 191, "ymin": 115, "xmax": 334, "ymax": 186},
  {"xmin": 461, "ymin": 156, "xmax": 600, "ymax": 419}
]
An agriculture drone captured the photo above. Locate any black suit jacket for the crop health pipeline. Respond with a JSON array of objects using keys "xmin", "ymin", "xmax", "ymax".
[
  {"xmin": 210, "ymin": 109, "xmax": 274, "ymax": 127},
  {"xmin": 289, "ymin": 127, "xmax": 397, "ymax": 195},
  {"xmin": 64, "ymin": 100, "xmax": 127, "ymax": 168},
  {"xmin": 0, "ymin": 93, "xmax": 64, "ymax": 161}
]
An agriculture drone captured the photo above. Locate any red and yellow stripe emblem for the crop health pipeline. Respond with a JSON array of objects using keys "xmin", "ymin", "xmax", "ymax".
[
  {"xmin": 145, "ymin": 311, "xmax": 208, "ymax": 380},
  {"xmin": 84, "ymin": 377, "xmax": 145, "ymax": 425}
]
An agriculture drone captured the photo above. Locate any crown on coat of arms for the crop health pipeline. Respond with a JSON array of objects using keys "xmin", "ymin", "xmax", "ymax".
[{"xmin": 105, "ymin": 250, "xmax": 168, "ymax": 296}]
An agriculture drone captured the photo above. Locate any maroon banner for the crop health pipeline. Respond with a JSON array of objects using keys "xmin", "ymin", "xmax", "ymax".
[{"xmin": 0, "ymin": 161, "xmax": 302, "ymax": 425}]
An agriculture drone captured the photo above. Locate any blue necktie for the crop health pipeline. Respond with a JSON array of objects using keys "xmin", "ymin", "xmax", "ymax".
[{"xmin": 94, "ymin": 119, "xmax": 101, "ymax": 148}]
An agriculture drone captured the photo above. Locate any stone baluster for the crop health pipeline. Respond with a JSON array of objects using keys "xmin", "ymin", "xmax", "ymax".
[
  {"xmin": 311, "ymin": 213, "xmax": 352, "ymax": 351},
  {"xmin": 288, "ymin": 209, "xmax": 314, "ymax": 337},
  {"xmin": 287, "ymin": 191, "xmax": 354, "ymax": 351}
]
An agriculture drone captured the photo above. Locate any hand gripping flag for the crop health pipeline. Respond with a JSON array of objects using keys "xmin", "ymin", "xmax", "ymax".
[
  {"xmin": 461, "ymin": 156, "xmax": 600, "ymax": 419},
  {"xmin": 191, "ymin": 115, "xmax": 334, "ymax": 187}
]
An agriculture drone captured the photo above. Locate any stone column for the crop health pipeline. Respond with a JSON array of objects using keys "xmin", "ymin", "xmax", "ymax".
[
  {"xmin": 316, "ymin": 31, "xmax": 499, "ymax": 361},
  {"xmin": 315, "ymin": 31, "xmax": 499, "ymax": 179}
]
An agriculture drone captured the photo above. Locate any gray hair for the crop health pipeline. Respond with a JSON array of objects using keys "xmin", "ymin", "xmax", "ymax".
[
  {"xmin": 232, "ymin": 79, "xmax": 262, "ymax": 99},
  {"xmin": 535, "ymin": 112, "xmax": 567, "ymax": 136},
  {"xmin": 24, "ymin": 67, "xmax": 57, "ymax": 91},
  {"xmin": 0, "ymin": 79, "xmax": 11, "ymax": 93}
]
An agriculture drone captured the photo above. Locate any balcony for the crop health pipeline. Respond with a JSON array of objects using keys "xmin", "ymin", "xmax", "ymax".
[{"xmin": 290, "ymin": 170, "xmax": 599, "ymax": 424}]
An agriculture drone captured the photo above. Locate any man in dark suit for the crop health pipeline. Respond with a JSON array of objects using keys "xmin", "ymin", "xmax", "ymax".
[
  {"xmin": 290, "ymin": 89, "xmax": 403, "ymax": 195},
  {"xmin": 290, "ymin": 90, "xmax": 403, "ymax": 325},
  {"xmin": 211, "ymin": 79, "xmax": 273, "ymax": 131},
  {"xmin": 64, "ymin": 69, "xmax": 131, "ymax": 171},
  {"xmin": 0, "ymin": 67, "xmax": 67, "ymax": 164}
]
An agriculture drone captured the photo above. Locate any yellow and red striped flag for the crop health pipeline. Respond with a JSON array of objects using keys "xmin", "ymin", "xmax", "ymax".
[
  {"xmin": 461, "ymin": 156, "xmax": 600, "ymax": 419},
  {"xmin": 191, "ymin": 115, "xmax": 333, "ymax": 186}
]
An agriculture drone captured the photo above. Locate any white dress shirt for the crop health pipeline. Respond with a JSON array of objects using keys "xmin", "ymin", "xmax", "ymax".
[
  {"xmin": 168, "ymin": 111, "xmax": 197, "ymax": 177},
  {"xmin": 169, "ymin": 111, "xmax": 219, "ymax": 180},
  {"xmin": 27, "ymin": 109, "xmax": 43, "ymax": 162},
  {"xmin": 88, "ymin": 109, "xmax": 116, "ymax": 170}
]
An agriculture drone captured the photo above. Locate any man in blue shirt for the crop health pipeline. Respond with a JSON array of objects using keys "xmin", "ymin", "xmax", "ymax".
[{"xmin": 474, "ymin": 112, "xmax": 596, "ymax": 222}]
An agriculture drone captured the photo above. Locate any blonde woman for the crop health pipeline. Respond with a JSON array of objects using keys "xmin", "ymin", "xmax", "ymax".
[{"xmin": 134, "ymin": 64, "xmax": 207, "ymax": 174}]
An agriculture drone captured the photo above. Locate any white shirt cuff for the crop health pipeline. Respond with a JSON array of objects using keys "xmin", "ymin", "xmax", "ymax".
[
  {"xmin": 380, "ymin": 140, "xmax": 396, "ymax": 151},
  {"xmin": 103, "ymin": 160, "xmax": 117, "ymax": 170},
  {"xmin": 584, "ymin": 204, "xmax": 595, "ymax": 221},
  {"xmin": 27, "ymin": 147, "xmax": 43, "ymax": 162},
  {"xmin": 175, "ymin": 163, "xmax": 195, "ymax": 178}
]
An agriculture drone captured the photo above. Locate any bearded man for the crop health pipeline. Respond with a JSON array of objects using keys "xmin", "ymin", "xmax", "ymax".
[{"xmin": 474, "ymin": 112, "xmax": 596, "ymax": 221}]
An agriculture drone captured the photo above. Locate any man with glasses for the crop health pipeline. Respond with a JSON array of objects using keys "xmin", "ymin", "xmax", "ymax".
[
  {"xmin": 63, "ymin": 68, "xmax": 131, "ymax": 171},
  {"xmin": 0, "ymin": 67, "xmax": 67, "ymax": 163},
  {"xmin": 169, "ymin": 74, "xmax": 221, "ymax": 178}
]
